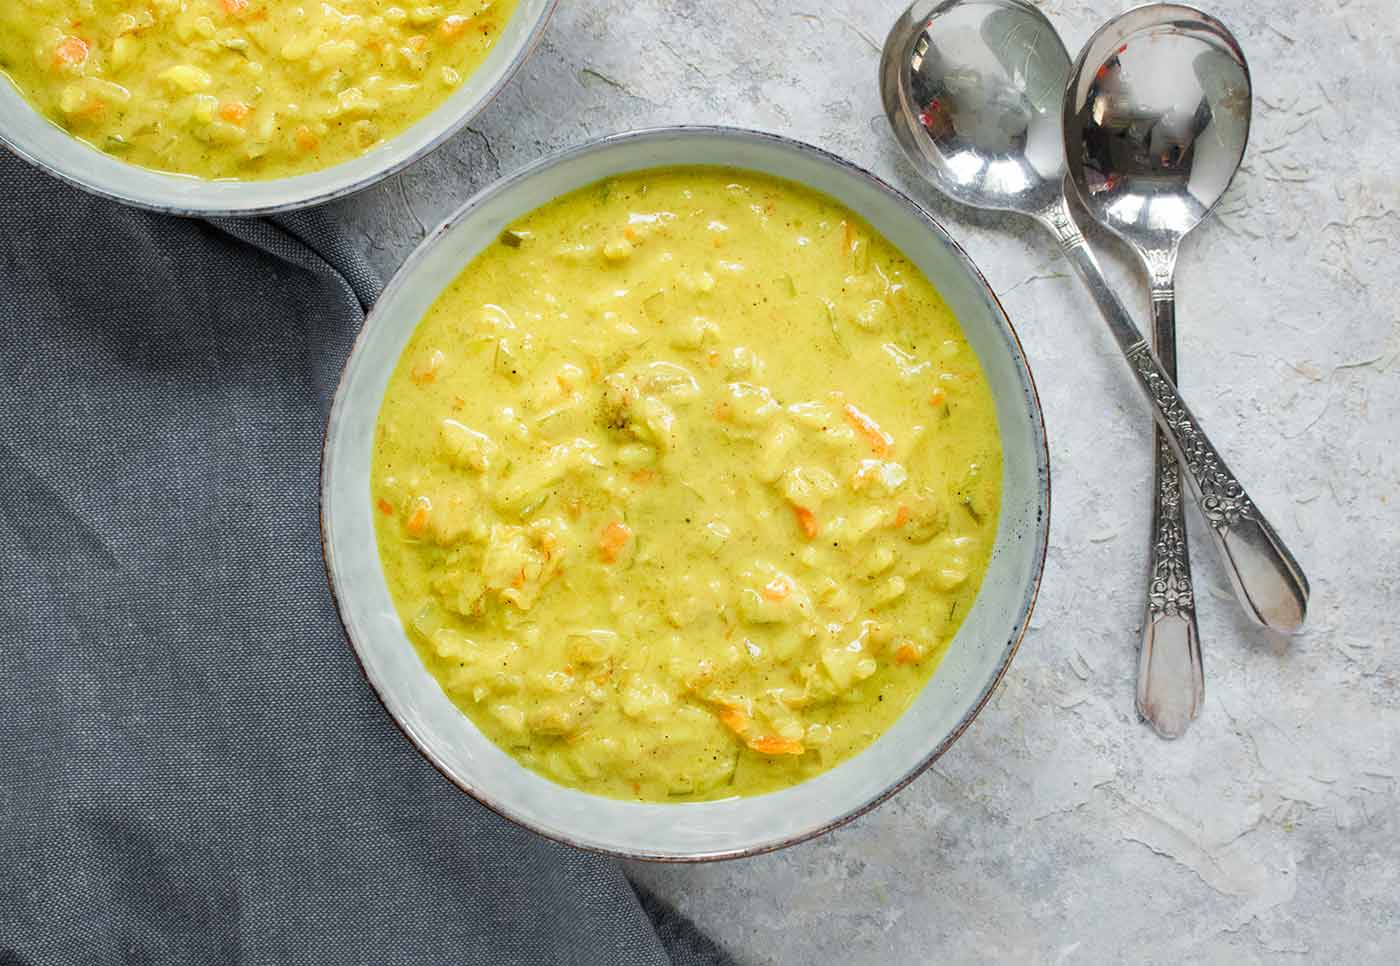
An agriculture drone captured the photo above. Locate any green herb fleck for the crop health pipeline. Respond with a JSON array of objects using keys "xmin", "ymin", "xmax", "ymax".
[{"xmin": 823, "ymin": 299, "xmax": 849, "ymax": 355}]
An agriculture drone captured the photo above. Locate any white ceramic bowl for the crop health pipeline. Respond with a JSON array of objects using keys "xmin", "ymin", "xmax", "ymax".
[
  {"xmin": 0, "ymin": 0, "xmax": 556, "ymax": 215},
  {"xmin": 321, "ymin": 127, "xmax": 1051, "ymax": 860}
]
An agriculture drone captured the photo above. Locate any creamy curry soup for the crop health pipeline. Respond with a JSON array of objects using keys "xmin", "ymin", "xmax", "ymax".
[
  {"xmin": 0, "ymin": 0, "xmax": 518, "ymax": 180},
  {"xmin": 371, "ymin": 168, "xmax": 1003, "ymax": 801}
]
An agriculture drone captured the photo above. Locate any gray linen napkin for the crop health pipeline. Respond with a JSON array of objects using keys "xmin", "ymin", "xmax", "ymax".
[{"xmin": 0, "ymin": 154, "xmax": 731, "ymax": 966}]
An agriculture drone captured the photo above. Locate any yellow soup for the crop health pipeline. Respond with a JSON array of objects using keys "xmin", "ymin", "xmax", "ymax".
[
  {"xmin": 372, "ymin": 167, "xmax": 1003, "ymax": 801},
  {"xmin": 0, "ymin": 0, "xmax": 518, "ymax": 180}
]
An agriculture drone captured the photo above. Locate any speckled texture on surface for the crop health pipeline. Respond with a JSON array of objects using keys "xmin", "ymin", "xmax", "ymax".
[{"xmin": 327, "ymin": 1, "xmax": 1400, "ymax": 962}]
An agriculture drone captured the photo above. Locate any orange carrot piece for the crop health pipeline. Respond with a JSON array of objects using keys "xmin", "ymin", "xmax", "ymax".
[
  {"xmin": 747, "ymin": 735, "xmax": 805, "ymax": 756},
  {"xmin": 218, "ymin": 101, "xmax": 250, "ymax": 124},
  {"xmin": 630, "ymin": 469, "xmax": 656, "ymax": 485},
  {"xmin": 717, "ymin": 706, "xmax": 749, "ymax": 735},
  {"xmin": 761, "ymin": 577, "xmax": 792, "ymax": 602},
  {"xmin": 894, "ymin": 642, "xmax": 920, "ymax": 665},
  {"xmin": 843, "ymin": 402, "xmax": 893, "ymax": 456},
  {"xmin": 52, "ymin": 36, "xmax": 88, "ymax": 69},
  {"xmin": 599, "ymin": 521, "xmax": 632, "ymax": 562},
  {"xmin": 294, "ymin": 125, "xmax": 319, "ymax": 152},
  {"xmin": 405, "ymin": 506, "xmax": 430, "ymax": 536},
  {"xmin": 376, "ymin": 498, "xmax": 395, "ymax": 516},
  {"xmin": 928, "ymin": 386, "xmax": 947, "ymax": 407},
  {"xmin": 792, "ymin": 505, "xmax": 818, "ymax": 540},
  {"xmin": 221, "ymin": 0, "xmax": 250, "ymax": 13},
  {"xmin": 894, "ymin": 504, "xmax": 911, "ymax": 528}
]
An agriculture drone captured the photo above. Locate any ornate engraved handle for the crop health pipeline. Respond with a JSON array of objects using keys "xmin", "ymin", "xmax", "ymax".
[
  {"xmin": 1138, "ymin": 267, "xmax": 1203, "ymax": 738},
  {"xmin": 1140, "ymin": 431, "xmax": 1203, "ymax": 736},
  {"xmin": 1037, "ymin": 195, "xmax": 1310, "ymax": 633},
  {"xmin": 1125, "ymin": 340, "xmax": 1309, "ymax": 630}
]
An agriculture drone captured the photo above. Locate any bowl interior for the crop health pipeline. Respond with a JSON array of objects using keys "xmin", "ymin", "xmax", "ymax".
[
  {"xmin": 0, "ymin": 0, "xmax": 555, "ymax": 215},
  {"xmin": 322, "ymin": 128, "xmax": 1049, "ymax": 860}
]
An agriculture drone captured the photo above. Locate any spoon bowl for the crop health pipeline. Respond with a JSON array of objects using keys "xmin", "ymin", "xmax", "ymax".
[
  {"xmin": 880, "ymin": 0, "xmax": 1071, "ymax": 216},
  {"xmin": 1064, "ymin": 4, "xmax": 1252, "ymax": 252}
]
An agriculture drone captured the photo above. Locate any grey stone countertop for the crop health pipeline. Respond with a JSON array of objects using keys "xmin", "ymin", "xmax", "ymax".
[{"xmin": 328, "ymin": 1, "xmax": 1399, "ymax": 962}]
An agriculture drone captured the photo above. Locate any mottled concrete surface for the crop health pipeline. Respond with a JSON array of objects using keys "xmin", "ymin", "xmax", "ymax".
[{"xmin": 328, "ymin": 1, "xmax": 1400, "ymax": 962}]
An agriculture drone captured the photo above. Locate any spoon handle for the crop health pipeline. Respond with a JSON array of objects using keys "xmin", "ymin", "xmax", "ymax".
[
  {"xmin": 1036, "ymin": 196, "xmax": 1310, "ymax": 632},
  {"xmin": 1139, "ymin": 269, "xmax": 1203, "ymax": 738}
]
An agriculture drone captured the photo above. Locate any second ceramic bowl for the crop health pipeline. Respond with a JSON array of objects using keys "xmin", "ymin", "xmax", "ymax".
[{"xmin": 0, "ymin": 0, "xmax": 556, "ymax": 216}]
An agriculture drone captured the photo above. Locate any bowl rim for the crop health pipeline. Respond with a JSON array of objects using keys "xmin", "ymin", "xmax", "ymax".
[
  {"xmin": 320, "ymin": 124, "xmax": 1052, "ymax": 861},
  {"xmin": 0, "ymin": 0, "xmax": 559, "ymax": 217}
]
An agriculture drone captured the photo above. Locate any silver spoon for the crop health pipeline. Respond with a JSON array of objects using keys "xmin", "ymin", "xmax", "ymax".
[
  {"xmin": 879, "ymin": 0, "xmax": 1309, "ymax": 635},
  {"xmin": 1063, "ymin": 4, "xmax": 1250, "ymax": 736}
]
